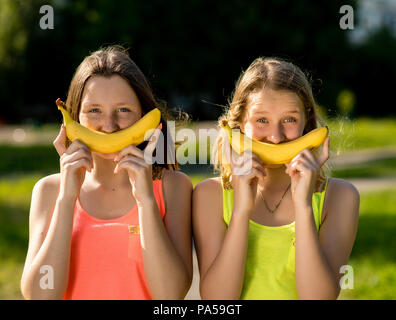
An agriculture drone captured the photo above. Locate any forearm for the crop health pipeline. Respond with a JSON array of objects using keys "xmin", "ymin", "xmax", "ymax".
[
  {"xmin": 200, "ymin": 211, "xmax": 250, "ymax": 300},
  {"xmin": 295, "ymin": 204, "xmax": 338, "ymax": 300},
  {"xmin": 138, "ymin": 199, "xmax": 191, "ymax": 299},
  {"xmin": 21, "ymin": 196, "xmax": 75, "ymax": 300}
]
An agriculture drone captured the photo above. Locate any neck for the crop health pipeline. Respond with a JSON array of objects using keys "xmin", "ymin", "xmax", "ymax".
[
  {"xmin": 260, "ymin": 165, "xmax": 291, "ymax": 192},
  {"xmin": 84, "ymin": 154, "xmax": 131, "ymax": 191}
]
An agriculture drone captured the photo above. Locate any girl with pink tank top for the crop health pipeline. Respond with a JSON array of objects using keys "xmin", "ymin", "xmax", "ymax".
[{"xmin": 21, "ymin": 46, "xmax": 193, "ymax": 300}]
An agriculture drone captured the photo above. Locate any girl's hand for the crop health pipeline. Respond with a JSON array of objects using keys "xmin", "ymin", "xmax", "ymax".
[
  {"xmin": 53, "ymin": 124, "xmax": 93, "ymax": 199},
  {"xmin": 223, "ymin": 135, "xmax": 266, "ymax": 216},
  {"xmin": 113, "ymin": 124, "xmax": 162, "ymax": 206},
  {"xmin": 285, "ymin": 137, "xmax": 330, "ymax": 208}
]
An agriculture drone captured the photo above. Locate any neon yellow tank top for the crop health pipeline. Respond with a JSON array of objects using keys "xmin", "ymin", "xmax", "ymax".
[{"xmin": 222, "ymin": 178, "xmax": 328, "ymax": 300}]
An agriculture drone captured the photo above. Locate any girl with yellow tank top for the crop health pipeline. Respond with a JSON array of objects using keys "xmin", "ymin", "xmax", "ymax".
[{"xmin": 192, "ymin": 57, "xmax": 360, "ymax": 300}]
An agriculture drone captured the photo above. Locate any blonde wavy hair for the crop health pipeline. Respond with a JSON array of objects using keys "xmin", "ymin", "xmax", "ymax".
[{"xmin": 213, "ymin": 57, "xmax": 328, "ymax": 190}]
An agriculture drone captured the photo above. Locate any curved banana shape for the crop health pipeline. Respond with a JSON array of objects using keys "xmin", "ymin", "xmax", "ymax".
[
  {"xmin": 220, "ymin": 120, "xmax": 328, "ymax": 164},
  {"xmin": 56, "ymin": 98, "xmax": 161, "ymax": 153}
]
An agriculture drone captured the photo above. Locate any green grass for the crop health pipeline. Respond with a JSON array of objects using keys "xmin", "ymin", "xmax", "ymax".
[
  {"xmin": 0, "ymin": 171, "xmax": 395, "ymax": 299},
  {"xmin": 326, "ymin": 117, "xmax": 396, "ymax": 152},
  {"xmin": 331, "ymin": 158, "xmax": 396, "ymax": 179},
  {"xmin": 338, "ymin": 187, "xmax": 396, "ymax": 299},
  {"xmin": 0, "ymin": 173, "xmax": 40, "ymax": 299}
]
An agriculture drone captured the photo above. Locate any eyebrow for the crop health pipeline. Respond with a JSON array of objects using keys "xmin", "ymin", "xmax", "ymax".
[
  {"xmin": 253, "ymin": 110, "xmax": 301, "ymax": 115},
  {"xmin": 82, "ymin": 102, "xmax": 136, "ymax": 108}
]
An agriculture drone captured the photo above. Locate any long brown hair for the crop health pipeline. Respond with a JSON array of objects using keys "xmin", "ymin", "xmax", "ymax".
[
  {"xmin": 214, "ymin": 57, "xmax": 328, "ymax": 190},
  {"xmin": 64, "ymin": 45, "xmax": 178, "ymax": 179}
]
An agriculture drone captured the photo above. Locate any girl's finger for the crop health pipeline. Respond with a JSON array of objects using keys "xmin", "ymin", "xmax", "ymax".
[
  {"xmin": 115, "ymin": 144, "xmax": 144, "ymax": 162},
  {"xmin": 53, "ymin": 124, "xmax": 67, "ymax": 156},
  {"xmin": 251, "ymin": 157, "xmax": 266, "ymax": 176},
  {"xmin": 113, "ymin": 124, "xmax": 162, "ymax": 162},
  {"xmin": 64, "ymin": 158, "xmax": 93, "ymax": 173},
  {"xmin": 61, "ymin": 148, "xmax": 93, "ymax": 168},
  {"xmin": 65, "ymin": 139, "xmax": 91, "ymax": 155},
  {"xmin": 298, "ymin": 149, "xmax": 319, "ymax": 170},
  {"xmin": 145, "ymin": 123, "xmax": 162, "ymax": 150},
  {"xmin": 143, "ymin": 124, "xmax": 163, "ymax": 161},
  {"xmin": 117, "ymin": 154, "xmax": 148, "ymax": 167},
  {"xmin": 114, "ymin": 156, "xmax": 145, "ymax": 175},
  {"xmin": 222, "ymin": 134, "xmax": 234, "ymax": 167},
  {"xmin": 317, "ymin": 137, "xmax": 330, "ymax": 167},
  {"xmin": 246, "ymin": 168, "xmax": 266, "ymax": 185},
  {"xmin": 287, "ymin": 157, "xmax": 315, "ymax": 176}
]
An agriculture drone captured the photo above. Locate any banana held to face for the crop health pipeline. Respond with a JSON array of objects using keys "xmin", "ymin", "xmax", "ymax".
[
  {"xmin": 220, "ymin": 120, "xmax": 328, "ymax": 165},
  {"xmin": 56, "ymin": 98, "xmax": 161, "ymax": 154}
]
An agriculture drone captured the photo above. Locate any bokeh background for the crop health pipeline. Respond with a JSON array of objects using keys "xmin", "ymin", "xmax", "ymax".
[{"xmin": 1, "ymin": 0, "xmax": 396, "ymax": 299}]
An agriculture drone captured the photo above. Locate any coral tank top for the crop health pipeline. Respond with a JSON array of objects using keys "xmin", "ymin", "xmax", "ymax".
[{"xmin": 63, "ymin": 180, "xmax": 166, "ymax": 300}]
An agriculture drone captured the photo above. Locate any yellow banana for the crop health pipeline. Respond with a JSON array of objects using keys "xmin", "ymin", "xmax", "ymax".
[
  {"xmin": 56, "ymin": 99, "xmax": 161, "ymax": 153},
  {"xmin": 220, "ymin": 120, "xmax": 328, "ymax": 164}
]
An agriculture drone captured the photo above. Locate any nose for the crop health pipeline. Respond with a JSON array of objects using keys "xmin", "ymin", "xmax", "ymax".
[
  {"xmin": 266, "ymin": 125, "xmax": 285, "ymax": 144},
  {"xmin": 100, "ymin": 114, "xmax": 120, "ymax": 133}
]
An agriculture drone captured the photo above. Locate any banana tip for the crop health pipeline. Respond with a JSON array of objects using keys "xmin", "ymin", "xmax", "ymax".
[
  {"xmin": 220, "ymin": 119, "xmax": 228, "ymax": 127},
  {"xmin": 56, "ymin": 98, "xmax": 66, "ymax": 110}
]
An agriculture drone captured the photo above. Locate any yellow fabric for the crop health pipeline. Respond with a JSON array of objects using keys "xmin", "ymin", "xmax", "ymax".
[{"xmin": 222, "ymin": 178, "xmax": 328, "ymax": 300}]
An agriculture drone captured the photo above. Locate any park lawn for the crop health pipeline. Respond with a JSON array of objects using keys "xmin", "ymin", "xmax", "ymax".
[
  {"xmin": 326, "ymin": 117, "xmax": 396, "ymax": 152},
  {"xmin": 0, "ymin": 172, "xmax": 395, "ymax": 299},
  {"xmin": 338, "ymin": 187, "xmax": 396, "ymax": 300},
  {"xmin": 0, "ymin": 173, "xmax": 42, "ymax": 299},
  {"xmin": 331, "ymin": 158, "xmax": 396, "ymax": 179}
]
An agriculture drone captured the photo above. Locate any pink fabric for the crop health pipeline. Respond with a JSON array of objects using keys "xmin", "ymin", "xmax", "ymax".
[{"xmin": 63, "ymin": 180, "xmax": 165, "ymax": 300}]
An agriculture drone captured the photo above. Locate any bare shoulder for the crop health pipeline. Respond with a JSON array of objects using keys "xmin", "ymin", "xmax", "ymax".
[
  {"xmin": 32, "ymin": 173, "xmax": 61, "ymax": 206},
  {"xmin": 161, "ymin": 170, "xmax": 193, "ymax": 218},
  {"xmin": 33, "ymin": 173, "xmax": 61, "ymax": 194},
  {"xmin": 193, "ymin": 177, "xmax": 222, "ymax": 199},
  {"xmin": 162, "ymin": 169, "xmax": 193, "ymax": 194},
  {"xmin": 327, "ymin": 178, "xmax": 360, "ymax": 202},
  {"xmin": 323, "ymin": 177, "xmax": 360, "ymax": 221},
  {"xmin": 193, "ymin": 177, "xmax": 223, "ymax": 217},
  {"xmin": 30, "ymin": 173, "xmax": 61, "ymax": 221}
]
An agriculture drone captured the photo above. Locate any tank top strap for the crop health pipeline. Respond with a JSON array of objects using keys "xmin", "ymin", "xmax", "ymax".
[
  {"xmin": 311, "ymin": 177, "xmax": 329, "ymax": 231},
  {"xmin": 152, "ymin": 179, "xmax": 166, "ymax": 219}
]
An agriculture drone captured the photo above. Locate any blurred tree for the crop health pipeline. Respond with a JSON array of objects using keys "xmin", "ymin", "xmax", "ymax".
[
  {"xmin": 337, "ymin": 89, "xmax": 356, "ymax": 117},
  {"xmin": 0, "ymin": 0, "xmax": 32, "ymax": 121}
]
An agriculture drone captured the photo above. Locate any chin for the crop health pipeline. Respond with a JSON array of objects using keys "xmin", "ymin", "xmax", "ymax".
[
  {"xmin": 92, "ymin": 151, "xmax": 118, "ymax": 160},
  {"xmin": 266, "ymin": 163, "xmax": 285, "ymax": 169}
]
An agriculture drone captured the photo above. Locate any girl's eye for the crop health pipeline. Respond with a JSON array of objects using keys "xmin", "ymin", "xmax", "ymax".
[
  {"xmin": 89, "ymin": 108, "xmax": 100, "ymax": 113},
  {"xmin": 257, "ymin": 118, "xmax": 268, "ymax": 124},
  {"xmin": 284, "ymin": 117, "xmax": 297, "ymax": 123},
  {"xmin": 118, "ymin": 107, "xmax": 130, "ymax": 112}
]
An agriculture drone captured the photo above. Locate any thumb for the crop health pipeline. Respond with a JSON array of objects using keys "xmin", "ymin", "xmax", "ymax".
[
  {"xmin": 317, "ymin": 136, "xmax": 330, "ymax": 167},
  {"xmin": 53, "ymin": 124, "xmax": 67, "ymax": 156}
]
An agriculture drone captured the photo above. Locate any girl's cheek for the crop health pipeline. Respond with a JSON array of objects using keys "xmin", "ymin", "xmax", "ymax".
[
  {"xmin": 284, "ymin": 126, "xmax": 303, "ymax": 141},
  {"xmin": 243, "ymin": 122, "xmax": 264, "ymax": 140}
]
